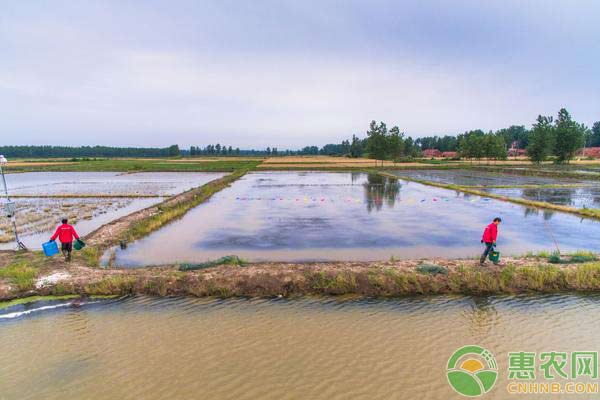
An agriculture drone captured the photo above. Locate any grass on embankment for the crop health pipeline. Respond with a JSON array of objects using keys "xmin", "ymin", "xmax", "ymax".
[
  {"xmin": 378, "ymin": 172, "xmax": 600, "ymax": 220},
  {"xmin": 5, "ymin": 158, "xmax": 261, "ymax": 173},
  {"xmin": 0, "ymin": 252, "xmax": 56, "ymax": 292},
  {"xmin": 23, "ymin": 258, "xmax": 600, "ymax": 299}
]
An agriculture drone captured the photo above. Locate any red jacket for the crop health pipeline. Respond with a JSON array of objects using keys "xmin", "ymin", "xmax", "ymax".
[
  {"xmin": 481, "ymin": 223, "xmax": 498, "ymax": 243},
  {"xmin": 51, "ymin": 224, "xmax": 80, "ymax": 243}
]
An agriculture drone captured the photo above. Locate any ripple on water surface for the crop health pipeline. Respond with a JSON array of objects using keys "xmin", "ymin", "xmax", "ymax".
[{"xmin": 1, "ymin": 294, "xmax": 600, "ymax": 399}]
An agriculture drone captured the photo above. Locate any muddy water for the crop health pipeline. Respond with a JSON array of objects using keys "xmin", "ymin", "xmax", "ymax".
[
  {"xmin": 390, "ymin": 169, "xmax": 590, "ymax": 186},
  {"xmin": 2, "ymin": 295, "xmax": 600, "ymax": 399},
  {"xmin": 115, "ymin": 172, "xmax": 600, "ymax": 266}
]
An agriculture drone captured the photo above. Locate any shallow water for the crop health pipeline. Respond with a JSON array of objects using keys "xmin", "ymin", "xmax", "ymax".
[
  {"xmin": 5, "ymin": 171, "xmax": 226, "ymax": 196},
  {"xmin": 114, "ymin": 172, "xmax": 600, "ymax": 266},
  {"xmin": 0, "ymin": 172, "xmax": 226, "ymax": 249},
  {"xmin": 483, "ymin": 186, "xmax": 600, "ymax": 209},
  {"xmin": 390, "ymin": 169, "xmax": 588, "ymax": 186},
  {"xmin": 2, "ymin": 294, "xmax": 600, "ymax": 399},
  {"xmin": 0, "ymin": 197, "xmax": 161, "ymax": 250}
]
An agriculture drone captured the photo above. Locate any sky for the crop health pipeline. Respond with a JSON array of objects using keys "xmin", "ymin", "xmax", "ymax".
[{"xmin": 1, "ymin": 0, "xmax": 599, "ymax": 149}]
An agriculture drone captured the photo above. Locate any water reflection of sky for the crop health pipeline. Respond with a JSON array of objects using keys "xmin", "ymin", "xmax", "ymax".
[{"xmin": 115, "ymin": 172, "xmax": 600, "ymax": 266}]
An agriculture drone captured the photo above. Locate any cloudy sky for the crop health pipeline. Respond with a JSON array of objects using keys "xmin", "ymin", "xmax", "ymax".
[{"xmin": 1, "ymin": 0, "xmax": 599, "ymax": 149}]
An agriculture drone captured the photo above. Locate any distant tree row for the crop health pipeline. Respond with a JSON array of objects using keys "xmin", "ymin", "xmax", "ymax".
[
  {"xmin": 189, "ymin": 144, "xmax": 240, "ymax": 156},
  {"xmin": 332, "ymin": 108, "xmax": 595, "ymax": 164},
  {"xmin": 0, "ymin": 145, "xmax": 180, "ymax": 158},
  {"xmin": 458, "ymin": 130, "xmax": 507, "ymax": 161}
]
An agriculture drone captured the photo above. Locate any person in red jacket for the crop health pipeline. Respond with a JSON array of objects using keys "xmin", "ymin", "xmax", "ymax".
[
  {"xmin": 50, "ymin": 218, "xmax": 80, "ymax": 261},
  {"xmin": 480, "ymin": 217, "xmax": 501, "ymax": 265}
]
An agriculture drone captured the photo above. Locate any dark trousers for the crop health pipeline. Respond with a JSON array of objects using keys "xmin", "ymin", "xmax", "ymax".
[
  {"xmin": 61, "ymin": 242, "xmax": 73, "ymax": 260},
  {"xmin": 480, "ymin": 242, "xmax": 494, "ymax": 262}
]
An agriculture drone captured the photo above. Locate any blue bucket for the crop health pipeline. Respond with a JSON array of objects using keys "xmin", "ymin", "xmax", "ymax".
[{"xmin": 42, "ymin": 241, "xmax": 59, "ymax": 257}]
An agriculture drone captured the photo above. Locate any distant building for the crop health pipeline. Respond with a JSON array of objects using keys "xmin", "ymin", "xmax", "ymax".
[
  {"xmin": 422, "ymin": 149, "xmax": 441, "ymax": 158},
  {"xmin": 508, "ymin": 148, "xmax": 526, "ymax": 157},
  {"xmin": 578, "ymin": 147, "xmax": 600, "ymax": 158},
  {"xmin": 508, "ymin": 141, "xmax": 526, "ymax": 157},
  {"xmin": 441, "ymin": 151, "xmax": 457, "ymax": 158}
]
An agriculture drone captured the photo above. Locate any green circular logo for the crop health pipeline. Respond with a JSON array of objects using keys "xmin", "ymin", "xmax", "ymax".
[{"xmin": 447, "ymin": 345, "xmax": 498, "ymax": 397}]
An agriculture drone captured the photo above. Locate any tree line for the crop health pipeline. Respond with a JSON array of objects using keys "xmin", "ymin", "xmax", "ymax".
[
  {"xmin": 0, "ymin": 145, "xmax": 180, "ymax": 158},
  {"xmin": 2, "ymin": 108, "xmax": 596, "ymax": 163},
  {"xmin": 335, "ymin": 108, "xmax": 597, "ymax": 164}
]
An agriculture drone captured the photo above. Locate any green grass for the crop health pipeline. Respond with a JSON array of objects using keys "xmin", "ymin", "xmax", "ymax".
[
  {"xmin": 416, "ymin": 264, "xmax": 448, "ymax": 275},
  {"xmin": 0, "ymin": 261, "xmax": 38, "ymax": 291},
  {"xmin": 179, "ymin": 255, "xmax": 245, "ymax": 271},
  {"xmin": 0, "ymin": 295, "xmax": 80, "ymax": 310},
  {"xmin": 81, "ymin": 247, "xmax": 101, "ymax": 268},
  {"xmin": 6, "ymin": 158, "xmax": 261, "ymax": 173}
]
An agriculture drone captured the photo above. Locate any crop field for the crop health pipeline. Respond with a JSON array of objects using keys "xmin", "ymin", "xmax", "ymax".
[{"xmin": 0, "ymin": 172, "xmax": 226, "ymax": 249}]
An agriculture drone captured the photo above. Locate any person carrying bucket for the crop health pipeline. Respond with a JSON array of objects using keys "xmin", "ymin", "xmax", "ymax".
[
  {"xmin": 50, "ymin": 218, "xmax": 80, "ymax": 261},
  {"xmin": 480, "ymin": 217, "xmax": 501, "ymax": 265}
]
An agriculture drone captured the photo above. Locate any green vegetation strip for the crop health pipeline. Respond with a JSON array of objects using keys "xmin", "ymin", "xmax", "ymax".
[
  {"xmin": 6, "ymin": 159, "xmax": 261, "ymax": 173},
  {"xmin": 0, "ymin": 294, "xmax": 120, "ymax": 310},
  {"xmin": 378, "ymin": 172, "xmax": 600, "ymax": 220},
  {"xmin": 0, "ymin": 295, "xmax": 80, "ymax": 310}
]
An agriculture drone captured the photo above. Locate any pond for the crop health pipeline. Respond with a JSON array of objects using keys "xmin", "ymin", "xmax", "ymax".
[
  {"xmin": 390, "ymin": 169, "xmax": 589, "ymax": 186},
  {"xmin": 2, "ymin": 294, "xmax": 600, "ymax": 399},
  {"xmin": 113, "ymin": 172, "xmax": 600, "ymax": 266},
  {"xmin": 482, "ymin": 186, "xmax": 600, "ymax": 209}
]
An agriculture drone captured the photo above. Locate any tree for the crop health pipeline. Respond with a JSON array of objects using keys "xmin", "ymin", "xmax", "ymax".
[
  {"xmin": 483, "ymin": 132, "xmax": 507, "ymax": 161},
  {"xmin": 496, "ymin": 125, "xmax": 529, "ymax": 149},
  {"xmin": 458, "ymin": 130, "xmax": 485, "ymax": 161},
  {"xmin": 365, "ymin": 120, "xmax": 388, "ymax": 166},
  {"xmin": 167, "ymin": 144, "xmax": 180, "ymax": 157},
  {"xmin": 350, "ymin": 135, "xmax": 362, "ymax": 158},
  {"xmin": 388, "ymin": 126, "xmax": 405, "ymax": 163},
  {"xmin": 554, "ymin": 108, "xmax": 584, "ymax": 163},
  {"xmin": 215, "ymin": 144, "xmax": 221, "ymax": 155},
  {"xmin": 589, "ymin": 121, "xmax": 600, "ymax": 147},
  {"xmin": 527, "ymin": 115, "xmax": 555, "ymax": 164},
  {"xmin": 404, "ymin": 137, "xmax": 415, "ymax": 157}
]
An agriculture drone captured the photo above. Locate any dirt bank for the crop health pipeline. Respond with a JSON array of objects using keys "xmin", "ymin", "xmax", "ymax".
[{"xmin": 3, "ymin": 255, "xmax": 600, "ymax": 301}]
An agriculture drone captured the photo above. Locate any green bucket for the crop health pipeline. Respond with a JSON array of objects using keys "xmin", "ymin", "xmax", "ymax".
[
  {"xmin": 73, "ymin": 239, "xmax": 86, "ymax": 251},
  {"xmin": 489, "ymin": 250, "xmax": 500, "ymax": 264}
]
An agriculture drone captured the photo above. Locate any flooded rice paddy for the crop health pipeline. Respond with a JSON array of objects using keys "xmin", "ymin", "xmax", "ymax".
[
  {"xmin": 2, "ymin": 294, "xmax": 600, "ymax": 400},
  {"xmin": 5, "ymin": 171, "xmax": 226, "ymax": 196},
  {"xmin": 0, "ymin": 172, "xmax": 225, "ymax": 249},
  {"xmin": 390, "ymin": 169, "xmax": 589, "ymax": 186},
  {"xmin": 114, "ymin": 172, "xmax": 600, "ymax": 266},
  {"xmin": 483, "ymin": 186, "xmax": 600, "ymax": 209}
]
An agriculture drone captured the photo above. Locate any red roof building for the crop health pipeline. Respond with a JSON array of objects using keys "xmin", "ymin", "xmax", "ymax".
[
  {"xmin": 441, "ymin": 151, "xmax": 458, "ymax": 158},
  {"xmin": 422, "ymin": 149, "xmax": 441, "ymax": 158},
  {"xmin": 579, "ymin": 147, "xmax": 600, "ymax": 158}
]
